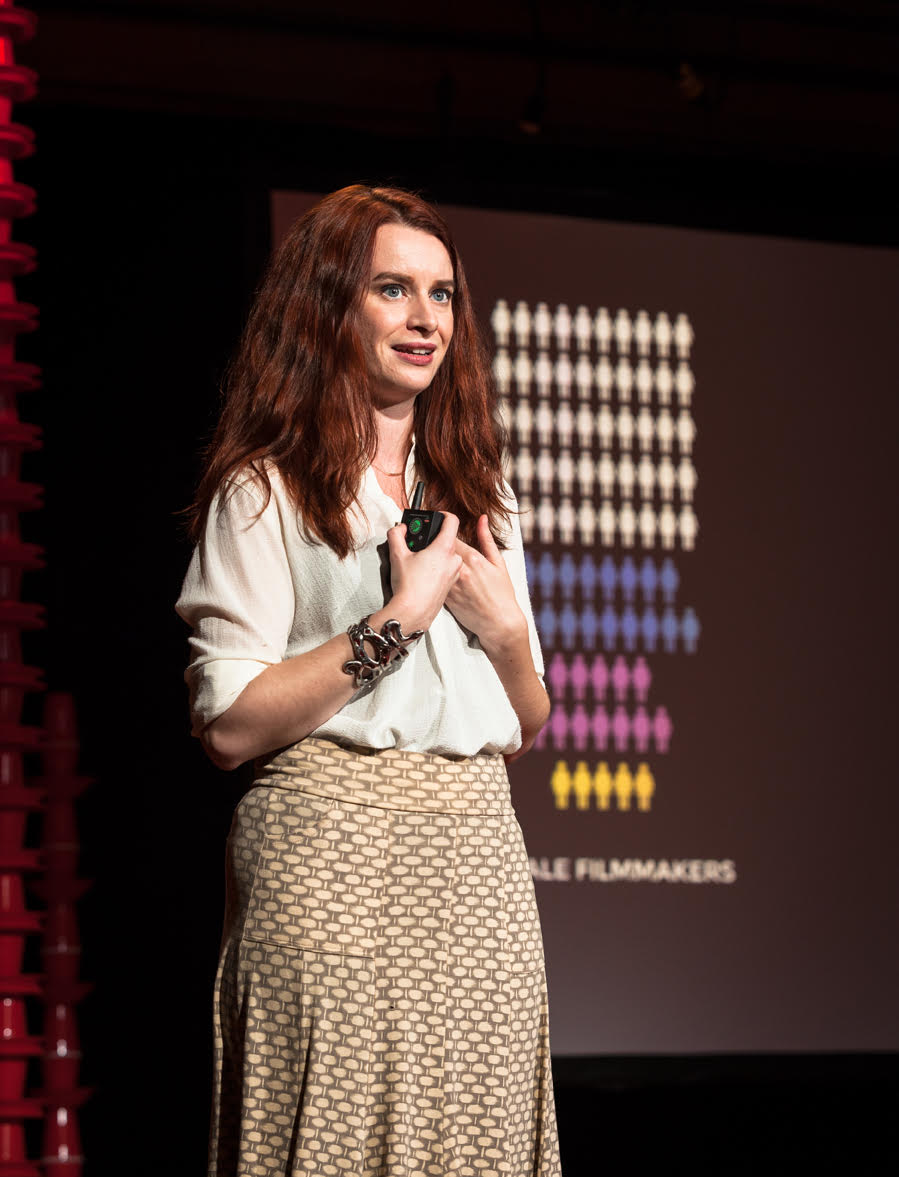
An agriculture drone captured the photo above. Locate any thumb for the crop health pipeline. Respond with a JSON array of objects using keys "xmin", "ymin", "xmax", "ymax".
[
  {"xmin": 387, "ymin": 523, "xmax": 410, "ymax": 560},
  {"xmin": 477, "ymin": 514, "xmax": 503, "ymax": 565}
]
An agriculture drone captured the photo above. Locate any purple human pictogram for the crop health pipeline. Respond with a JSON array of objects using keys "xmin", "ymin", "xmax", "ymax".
[
  {"xmin": 579, "ymin": 553, "xmax": 598, "ymax": 600},
  {"xmin": 538, "ymin": 551, "xmax": 556, "ymax": 597},
  {"xmin": 661, "ymin": 607, "xmax": 679, "ymax": 653},
  {"xmin": 580, "ymin": 603, "xmax": 599, "ymax": 651},
  {"xmin": 599, "ymin": 556, "xmax": 617, "ymax": 602},
  {"xmin": 619, "ymin": 556, "xmax": 638, "ymax": 603},
  {"xmin": 621, "ymin": 606, "xmax": 639, "ymax": 653},
  {"xmin": 550, "ymin": 704, "xmax": 570, "ymax": 749},
  {"xmin": 570, "ymin": 652, "xmax": 588, "ymax": 701},
  {"xmin": 571, "ymin": 703, "xmax": 590, "ymax": 751},
  {"xmin": 590, "ymin": 655, "xmax": 609, "ymax": 701},
  {"xmin": 559, "ymin": 553, "xmax": 577, "ymax": 600},
  {"xmin": 632, "ymin": 705, "xmax": 651, "ymax": 753},
  {"xmin": 641, "ymin": 607, "xmax": 659, "ymax": 653},
  {"xmin": 660, "ymin": 557, "xmax": 679, "ymax": 604},
  {"xmin": 560, "ymin": 603, "xmax": 579, "ymax": 650},
  {"xmin": 632, "ymin": 655, "xmax": 651, "ymax": 702},
  {"xmin": 611, "ymin": 655, "xmax": 630, "ymax": 702},
  {"xmin": 600, "ymin": 605, "xmax": 617, "ymax": 651},
  {"xmin": 612, "ymin": 704, "xmax": 630, "ymax": 752},
  {"xmin": 591, "ymin": 705, "xmax": 610, "ymax": 751},
  {"xmin": 681, "ymin": 607, "xmax": 701, "ymax": 654},
  {"xmin": 538, "ymin": 602, "xmax": 558, "ymax": 647},
  {"xmin": 640, "ymin": 556, "xmax": 658, "ymax": 604},
  {"xmin": 653, "ymin": 705, "xmax": 673, "ymax": 753},
  {"xmin": 548, "ymin": 652, "xmax": 567, "ymax": 698}
]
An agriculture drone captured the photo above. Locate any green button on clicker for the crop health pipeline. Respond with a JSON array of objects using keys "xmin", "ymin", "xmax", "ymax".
[
  {"xmin": 409, "ymin": 518, "xmax": 423, "ymax": 534},
  {"xmin": 408, "ymin": 539, "xmax": 415, "ymax": 549}
]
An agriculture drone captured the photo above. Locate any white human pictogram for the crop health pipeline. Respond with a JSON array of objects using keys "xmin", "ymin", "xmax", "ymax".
[
  {"xmin": 637, "ymin": 453, "xmax": 655, "ymax": 499},
  {"xmin": 492, "ymin": 348, "xmax": 512, "ymax": 395},
  {"xmin": 659, "ymin": 501, "xmax": 677, "ymax": 549},
  {"xmin": 614, "ymin": 308, "xmax": 633, "ymax": 354},
  {"xmin": 636, "ymin": 358, "xmax": 653, "ymax": 404},
  {"xmin": 676, "ymin": 456, "xmax": 697, "ymax": 502},
  {"xmin": 617, "ymin": 452, "xmax": 636, "ymax": 499},
  {"xmin": 639, "ymin": 501, "xmax": 657, "ymax": 547},
  {"xmin": 676, "ymin": 361, "xmax": 694, "ymax": 407},
  {"xmin": 655, "ymin": 360, "xmax": 673, "ymax": 405},
  {"xmin": 575, "ymin": 353, "xmax": 593, "ymax": 400},
  {"xmin": 491, "ymin": 298, "xmax": 511, "ymax": 346},
  {"xmin": 556, "ymin": 401, "xmax": 575, "ymax": 447},
  {"xmin": 597, "ymin": 404, "xmax": 615, "ymax": 450},
  {"xmin": 535, "ymin": 399, "xmax": 554, "ymax": 446},
  {"xmin": 595, "ymin": 355, "xmax": 614, "ymax": 401},
  {"xmin": 513, "ymin": 300, "xmax": 531, "ymax": 348},
  {"xmin": 519, "ymin": 494, "xmax": 535, "ymax": 542},
  {"xmin": 615, "ymin": 357, "xmax": 633, "ymax": 403},
  {"xmin": 657, "ymin": 454, "xmax": 675, "ymax": 502},
  {"xmin": 598, "ymin": 499, "xmax": 617, "ymax": 545},
  {"xmin": 558, "ymin": 497, "xmax": 576, "ymax": 544},
  {"xmin": 557, "ymin": 448, "xmax": 575, "ymax": 496},
  {"xmin": 618, "ymin": 501, "xmax": 637, "ymax": 548},
  {"xmin": 634, "ymin": 309, "xmax": 652, "ymax": 357},
  {"xmin": 676, "ymin": 409, "xmax": 696, "ymax": 456},
  {"xmin": 514, "ymin": 447, "xmax": 535, "ymax": 495},
  {"xmin": 597, "ymin": 451, "xmax": 616, "ymax": 498},
  {"xmin": 656, "ymin": 407, "xmax": 674, "ymax": 455},
  {"xmin": 674, "ymin": 312, "xmax": 694, "ymax": 359},
  {"xmin": 534, "ymin": 351, "xmax": 553, "ymax": 397},
  {"xmin": 536, "ymin": 448, "xmax": 555, "ymax": 496},
  {"xmin": 577, "ymin": 450, "xmax": 595, "ymax": 496},
  {"xmin": 594, "ymin": 306, "xmax": 612, "ymax": 353},
  {"xmin": 514, "ymin": 398, "xmax": 533, "ymax": 446},
  {"xmin": 555, "ymin": 352, "xmax": 573, "ymax": 398},
  {"xmin": 577, "ymin": 499, "xmax": 596, "ymax": 545},
  {"xmin": 554, "ymin": 303, "xmax": 572, "ymax": 351},
  {"xmin": 576, "ymin": 402, "xmax": 594, "ymax": 449},
  {"xmin": 616, "ymin": 405, "xmax": 635, "ymax": 451},
  {"xmin": 574, "ymin": 305, "xmax": 593, "ymax": 353},
  {"xmin": 679, "ymin": 503, "xmax": 698, "ymax": 550},
  {"xmin": 653, "ymin": 311, "xmax": 672, "ymax": 357},
  {"xmin": 636, "ymin": 406, "xmax": 655, "ymax": 453},
  {"xmin": 533, "ymin": 301, "xmax": 552, "ymax": 349},
  {"xmin": 537, "ymin": 497, "xmax": 555, "ymax": 543},
  {"xmin": 514, "ymin": 350, "xmax": 533, "ymax": 397}
]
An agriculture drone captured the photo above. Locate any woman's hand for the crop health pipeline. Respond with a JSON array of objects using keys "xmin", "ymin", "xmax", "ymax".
[
  {"xmin": 386, "ymin": 512, "xmax": 463, "ymax": 633},
  {"xmin": 444, "ymin": 515, "xmax": 527, "ymax": 654}
]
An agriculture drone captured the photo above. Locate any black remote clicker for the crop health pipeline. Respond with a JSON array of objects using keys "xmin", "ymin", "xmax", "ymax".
[{"xmin": 400, "ymin": 482, "xmax": 444, "ymax": 551}]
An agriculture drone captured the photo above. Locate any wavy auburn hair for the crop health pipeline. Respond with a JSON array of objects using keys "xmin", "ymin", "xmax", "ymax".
[{"xmin": 186, "ymin": 184, "xmax": 508, "ymax": 557}]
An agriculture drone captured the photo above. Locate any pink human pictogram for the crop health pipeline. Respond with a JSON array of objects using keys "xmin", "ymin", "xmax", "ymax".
[
  {"xmin": 570, "ymin": 703, "xmax": 590, "ymax": 751},
  {"xmin": 591, "ymin": 706, "xmax": 610, "ymax": 752},
  {"xmin": 612, "ymin": 705, "xmax": 630, "ymax": 752},
  {"xmin": 653, "ymin": 705, "xmax": 673, "ymax": 753},
  {"xmin": 632, "ymin": 656, "xmax": 651, "ymax": 703},
  {"xmin": 590, "ymin": 655, "xmax": 609, "ymax": 701},
  {"xmin": 550, "ymin": 705, "xmax": 570, "ymax": 749},
  {"xmin": 632, "ymin": 705, "xmax": 651, "ymax": 753},
  {"xmin": 611, "ymin": 655, "xmax": 630, "ymax": 701},
  {"xmin": 548, "ymin": 652, "xmax": 567, "ymax": 699},
  {"xmin": 570, "ymin": 653, "xmax": 588, "ymax": 701}
]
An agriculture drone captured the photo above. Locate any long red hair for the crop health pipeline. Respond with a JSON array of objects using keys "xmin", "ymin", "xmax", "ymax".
[{"xmin": 187, "ymin": 184, "xmax": 508, "ymax": 557}]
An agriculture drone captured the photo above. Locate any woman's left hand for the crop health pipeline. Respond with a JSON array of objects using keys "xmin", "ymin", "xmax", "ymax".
[{"xmin": 445, "ymin": 515, "xmax": 527, "ymax": 654}]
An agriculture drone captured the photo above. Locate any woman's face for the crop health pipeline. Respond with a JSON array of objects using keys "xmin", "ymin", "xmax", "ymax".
[{"xmin": 358, "ymin": 223, "xmax": 454, "ymax": 410}]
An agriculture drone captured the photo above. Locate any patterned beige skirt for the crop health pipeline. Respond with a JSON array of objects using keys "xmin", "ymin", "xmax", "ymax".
[{"xmin": 209, "ymin": 737, "xmax": 561, "ymax": 1177}]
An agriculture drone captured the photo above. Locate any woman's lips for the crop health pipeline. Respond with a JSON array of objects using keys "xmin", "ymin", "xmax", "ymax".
[{"xmin": 392, "ymin": 345, "xmax": 435, "ymax": 366}]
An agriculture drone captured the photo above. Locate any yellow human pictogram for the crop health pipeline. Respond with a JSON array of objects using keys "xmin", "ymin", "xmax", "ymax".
[
  {"xmin": 550, "ymin": 760, "xmax": 573, "ymax": 809},
  {"xmin": 572, "ymin": 761, "xmax": 593, "ymax": 810},
  {"xmin": 613, "ymin": 762, "xmax": 634, "ymax": 810},
  {"xmin": 635, "ymin": 763, "xmax": 655, "ymax": 811},
  {"xmin": 593, "ymin": 761, "xmax": 613, "ymax": 810}
]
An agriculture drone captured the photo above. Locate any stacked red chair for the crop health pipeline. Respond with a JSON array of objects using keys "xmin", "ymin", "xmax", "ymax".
[{"xmin": 0, "ymin": 5, "xmax": 52, "ymax": 1173}]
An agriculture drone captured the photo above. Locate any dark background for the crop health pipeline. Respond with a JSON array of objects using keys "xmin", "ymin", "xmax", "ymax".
[{"xmin": 15, "ymin": 2, "xmax": 899, "ymax": 1173}]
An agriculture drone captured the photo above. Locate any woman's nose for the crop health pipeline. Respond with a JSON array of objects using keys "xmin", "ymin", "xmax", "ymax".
[{"xmin": 407, "ymin": 295, "xmax": 437, "ymax": 332}]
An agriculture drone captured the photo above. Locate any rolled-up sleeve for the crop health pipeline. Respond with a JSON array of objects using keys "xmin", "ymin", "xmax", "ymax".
[{"xmin": 175, "ymin": 479, "xmax": 295, "ymax": 735}]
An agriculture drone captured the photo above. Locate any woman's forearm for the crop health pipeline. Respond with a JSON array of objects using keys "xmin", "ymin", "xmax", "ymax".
[
  {"xmin": 201, "ymin": 602, "xmax": 415, "ymax": 771},
  {"xmin": 479, "ymin": 618, "xmax": 551, "ymax": 762}
]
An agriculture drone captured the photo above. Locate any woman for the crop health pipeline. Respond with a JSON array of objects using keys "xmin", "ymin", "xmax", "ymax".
[{"xmin": 177, "ymin": 185, "xmax": 561, "ymax": 1176}]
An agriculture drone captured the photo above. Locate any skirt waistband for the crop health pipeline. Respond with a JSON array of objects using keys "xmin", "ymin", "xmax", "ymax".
[{"xmin": 254, "ymin": 737, "xmax": 513, "ymax": 815}]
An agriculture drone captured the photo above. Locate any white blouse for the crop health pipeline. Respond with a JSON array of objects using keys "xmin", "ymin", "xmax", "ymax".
[{"xmin": 175, "ymin": 445, "xmax": 544, "ymax": 756}]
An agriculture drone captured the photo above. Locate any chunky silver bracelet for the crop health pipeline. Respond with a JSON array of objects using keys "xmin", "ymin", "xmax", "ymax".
[{"xmin": 342, "ymin": 615, "xmax": 424, "ymax": 688}]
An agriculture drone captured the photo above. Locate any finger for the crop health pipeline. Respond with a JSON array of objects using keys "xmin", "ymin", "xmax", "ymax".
[
  {"xmin": 453, "ymin": 537, "xmax": 478, "ymax": 563},
  {"xmin": 386, "ymin": 523, "xmax": 410, "ymax": 560},
  {"xmin": 477, "ymin": 514, "xmax": 504, "ymax": 566},
  {"xmin": 437, "ymin": 511, "xmax": 460, "ymax": 546}
]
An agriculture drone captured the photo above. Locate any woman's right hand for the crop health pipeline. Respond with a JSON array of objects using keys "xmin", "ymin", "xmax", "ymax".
[{"xmin": 385, "ymin": 512, "xmax": 463, "ymax": 633}]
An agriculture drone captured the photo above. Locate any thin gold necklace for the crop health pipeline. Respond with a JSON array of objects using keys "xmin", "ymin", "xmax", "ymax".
[{"xmin": 372, "ymin": 462, "xmax": 405, "ymax": 477}]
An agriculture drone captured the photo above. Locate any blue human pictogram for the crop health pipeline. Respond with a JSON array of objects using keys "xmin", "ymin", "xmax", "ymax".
[
  {"xmin": 538, "ymin": 602, "xmax": 558, "ymax": 647},
  {"xmin": 579, "ymin": 553, "xmax": 598, "ymax": 600},
  {"xmin": 641, "ymin": 606, "xmax": 660, "ymax": 653},
  {"xmin": 559, "ymin": 603, "xmax": 580, "ymax": 650},
  {"xmin": 661, "ymin": 606, "xmax": 679, "ymax": 653},
  {"xmin": 600, "ymin": 605, "xmax": 617, "ymax": 651},
  {"xmin": 621, "ymin": 606, "xmax": 640, "ymax": 652},
  {"xmin": 558, "ymin": 553, "xmax": 578, "ymax": 600},
  {"xmin": 619, "ymin": 556, "xmax": 638, "ymax": 603},
  {"xmin": 640, "ymin": 557, "xmax": 658, "ymax": 604},
  {"xmin": 681, "ymin": 607, "xmax": 701, "ymax": 654},
  {"xmin": 537, "ymin": 551, "xmax": 556, "ymax": 597},
  {"xmin": 580, "ymin": 603, "xmax": 599, "ymax": 651},
  {"xmin": 660, "ymin": 557, "xmax": 680, "ymax": 604}
]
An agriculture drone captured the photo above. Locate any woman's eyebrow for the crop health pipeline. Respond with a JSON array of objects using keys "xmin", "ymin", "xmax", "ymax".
[{"xmin": 371, "ymin": 270, "xmax": 455, "ymax": 287}]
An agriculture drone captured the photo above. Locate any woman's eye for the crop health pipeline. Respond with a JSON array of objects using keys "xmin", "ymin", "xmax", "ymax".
[
  {"xmin": 382, "ymin": 284, "xmax": 403, "ymax": 298},
  {"xmin": 432, "ymin": 288, "xmax": 453, "ymax": 303}
]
